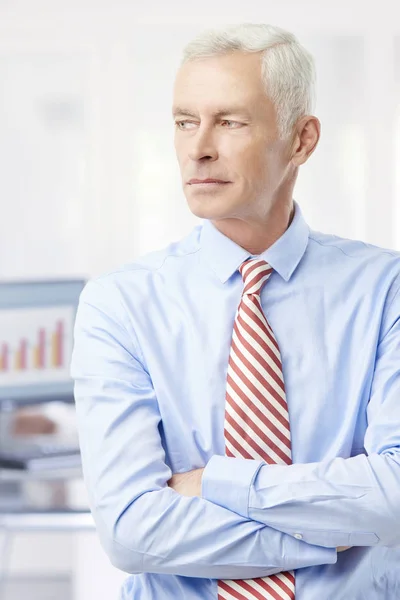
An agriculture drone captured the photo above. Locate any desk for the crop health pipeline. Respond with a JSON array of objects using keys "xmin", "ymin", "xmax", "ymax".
[
  {"xmin": 0, "ymin": 468, "xmax": 126, "ymax": 600},
  {"xmin": 0, "ymin": 467, "xmax": 94, "ymax": 600},
  {"xmin": 0, "ymin": 466, "xmax": 84, "ymax": 483},
  {"xmin": 0, "ymin": 511, "xmax": 94, "ymax": 532},
  {"xmin": 0, "ymin": 466, "xmax": 90, "ymax": 513}
]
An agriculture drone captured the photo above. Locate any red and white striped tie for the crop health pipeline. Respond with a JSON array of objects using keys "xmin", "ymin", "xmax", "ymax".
[{"xmin": 217, "ymin": 258, "xmax": 295, "ymax": 600}]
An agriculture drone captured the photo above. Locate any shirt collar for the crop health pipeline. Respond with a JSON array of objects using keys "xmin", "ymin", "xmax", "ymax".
[{"xmin": 200, "ymin": 200, "xmax": 310, "ymax": 283}]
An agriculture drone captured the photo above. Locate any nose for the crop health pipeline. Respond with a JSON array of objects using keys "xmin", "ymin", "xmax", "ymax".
[{"xmin": 188, "ymin": 126, "xmax": 218, "ymax": 162}]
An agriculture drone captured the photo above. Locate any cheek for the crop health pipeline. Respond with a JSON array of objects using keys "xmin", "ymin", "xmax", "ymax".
[
  {"xmin": 241, "ymin": 152, "xmax": 270, "ymax": 184},
  {"xmin": 238, "ymin": 137, "xmax": 269, "ymax": 166},
  {"xmin": 174, "ymin": 138, "xmax": 187, "ymax": 161},
  {"xmin": 223, "ymin": 142, "xmax": 263, "ymax": 178},
  {"xmin": 174, "ymin": 143, "xmax": 183, "ymax": 162}
]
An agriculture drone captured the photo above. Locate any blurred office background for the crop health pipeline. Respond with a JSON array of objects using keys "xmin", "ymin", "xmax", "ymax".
[{"xmin": 0, "ymin": 0, "xmax": 399, "ymax": 598}]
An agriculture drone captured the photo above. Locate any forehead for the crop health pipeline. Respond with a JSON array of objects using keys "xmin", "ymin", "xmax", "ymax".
[{"xmin": 173, "ymin": 51, "xmax": 266, "ymax": 109}]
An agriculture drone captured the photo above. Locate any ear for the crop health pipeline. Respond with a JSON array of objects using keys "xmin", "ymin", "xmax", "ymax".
[{"xmin": 290, "ymin": 116, "xmax": 321, "ymax": 167}]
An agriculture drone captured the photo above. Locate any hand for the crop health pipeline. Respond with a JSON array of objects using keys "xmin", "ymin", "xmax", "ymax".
[
  {"xmin": 336, "ymin": 546, "xmax": 352, "ymax": 552},
  {"xmin": 168, "ymin": 468, "xmax": 204, "ymax": 497}
]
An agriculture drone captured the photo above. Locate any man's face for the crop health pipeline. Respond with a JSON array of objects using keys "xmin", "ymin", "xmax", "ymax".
[{"xmin": 173, "ymin": 51, "xmax": 292, "ymax": 223}]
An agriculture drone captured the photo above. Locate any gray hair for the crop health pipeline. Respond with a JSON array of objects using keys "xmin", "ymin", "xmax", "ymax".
[{"xmin": 180, "ymin": 23, "xmax": 316, "ymax": 139}]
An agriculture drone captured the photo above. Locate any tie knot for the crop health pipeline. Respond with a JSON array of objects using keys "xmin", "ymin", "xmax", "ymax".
[{"xmin": 239, "ymin": 259, "xmax": 273, "ymax": 295}]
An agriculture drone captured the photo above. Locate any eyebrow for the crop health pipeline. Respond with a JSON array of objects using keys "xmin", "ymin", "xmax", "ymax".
[{"xmin": 172, "ymin": 106, "xmax": 251, "ymax": 119}]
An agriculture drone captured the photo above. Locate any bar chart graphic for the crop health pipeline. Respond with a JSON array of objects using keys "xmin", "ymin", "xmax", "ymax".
[{"xmin": 0, "ymin": 306, "xmax": 74, "ymax": 386}]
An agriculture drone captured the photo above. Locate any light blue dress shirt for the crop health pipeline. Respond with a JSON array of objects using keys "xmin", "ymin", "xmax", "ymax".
[{"xmin": 71, "ymin": 201, "xmax": 400, "ymax": 599}]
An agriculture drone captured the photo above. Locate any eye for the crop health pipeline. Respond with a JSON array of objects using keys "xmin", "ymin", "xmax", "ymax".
[
  {"xmin": 221, "ymin": 120, "xmax": 242, "ymax": 128},
  {"xmin": 175, "ymin": 120, "xmax": 196, "ymax": 130}
]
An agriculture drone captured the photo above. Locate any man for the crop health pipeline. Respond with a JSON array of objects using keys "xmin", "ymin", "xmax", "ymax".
[
  {"xmin": 11, "ymin": 403, "xmax": 76, "ymax": 438},
  {"xmin": 11, "ymin": 409, "xmax": 57, "ymax": 436},
  {"xmin": 71, "ymin": 23, "xmax": 400, "ymax": 600}
]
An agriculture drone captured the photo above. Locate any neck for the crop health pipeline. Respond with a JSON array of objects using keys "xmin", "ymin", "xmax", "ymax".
[{"xmin": 212, "ymin": 200, "xmax": 295, "ymax": 255}]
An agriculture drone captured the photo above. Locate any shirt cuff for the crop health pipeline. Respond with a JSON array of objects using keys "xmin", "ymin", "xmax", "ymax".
[
  {"xmin": 201, "ymin": 454, "xmax": 264, "ymax": 517},
  {"xmin": 283, "ymin": 533, "xmax": 338, "ymax": 571}
]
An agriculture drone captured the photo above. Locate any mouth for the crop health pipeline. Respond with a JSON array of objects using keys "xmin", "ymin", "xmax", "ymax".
[{"xmin": 187, "ymin": 179, "xmax": 231, "ymax": 186}]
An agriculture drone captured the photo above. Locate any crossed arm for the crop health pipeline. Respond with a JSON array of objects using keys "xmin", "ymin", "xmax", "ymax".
[
  {"xmin": 167, "ymin": 468, "xmax": 351, "ymax": 553},
  {"xmin": 71, "ymin": 280, "xmax": 338, "ymax": 579},
  {"xmin": 168, "ymin": 278, "xmax": 400, "ymax": 556},
  {"xmin": 71, "ymin": 279, "xmax": 400, "ymax": 580}
]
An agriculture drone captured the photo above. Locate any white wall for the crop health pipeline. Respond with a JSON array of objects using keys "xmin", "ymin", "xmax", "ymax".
[{"xmin": 0, "ymin": 0, "xmax": 399, "ymax": 597}]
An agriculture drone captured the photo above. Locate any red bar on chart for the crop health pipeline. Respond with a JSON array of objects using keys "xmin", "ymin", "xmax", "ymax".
[
  {"xmin": 1, "ymin": 343, "xmax": 8, "ymax": 371},
  {"xmin": 39, "ymin": 328, "xmax": 46, "ymax": 368},
  {"xmin": 20, "ymin": 339, "xmax": 28, "ymax": 370},
  {"xmin": 56, "ymin": 320, "xmax": 64, "ymax": 367}
]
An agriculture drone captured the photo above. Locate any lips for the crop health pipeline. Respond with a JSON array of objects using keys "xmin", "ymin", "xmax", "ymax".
[{"xmin": 188, "ymin": 178, "xmax": 229, "ymax": 184}]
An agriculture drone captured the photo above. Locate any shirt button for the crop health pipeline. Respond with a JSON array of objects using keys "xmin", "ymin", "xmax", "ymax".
[{"xmin": 294, "ymin": 533, "xmax": 303, "ymax": 540}]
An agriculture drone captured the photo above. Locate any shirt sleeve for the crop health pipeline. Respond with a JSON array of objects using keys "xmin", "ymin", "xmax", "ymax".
[
  {"xmin": 202, "ymin": 280, "xmax": 400, "ymax": 550},
  {"xmin": 71, "ymin": 278, "xmax": 337, "ymax": 580}
]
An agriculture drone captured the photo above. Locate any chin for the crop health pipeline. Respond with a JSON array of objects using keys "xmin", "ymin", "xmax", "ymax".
[
  {"xmin": 185, "ymin": 191, "xmax": 238, "ymax": 221},
  {"xmin": 187, "ymin": 202, "xmax": 234, "ymax": 221}
]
